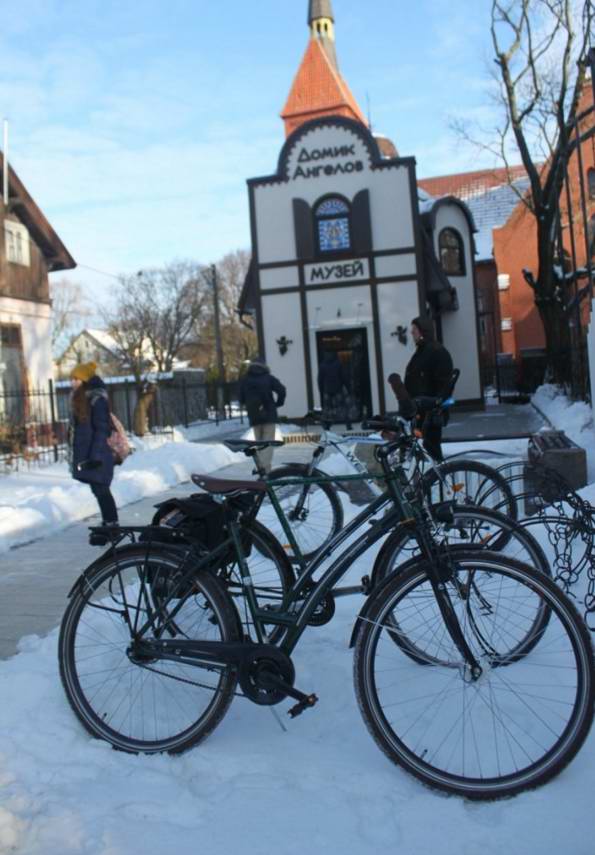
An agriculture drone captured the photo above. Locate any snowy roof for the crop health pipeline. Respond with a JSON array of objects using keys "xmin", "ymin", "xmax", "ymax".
[
  {"xmin": 86, "ymin": 328, "xmax": 119, "ymax": 354},
  {"xmin": 463, "ymin": 177, "xmax": 530, "ymax": 260},
  {"xmin": 418, "ymin": 165, "xmax": 531, "ymax": 262}
]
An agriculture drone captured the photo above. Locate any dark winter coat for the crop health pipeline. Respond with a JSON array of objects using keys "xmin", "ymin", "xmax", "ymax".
[
  {"xmin": 404, "ymin": 336, "xmax": 454, "ymax": 403},
  {"xmin": 70, "ymin": 377, "xmax": 114, "ymax": 487},
  {"xmin": 239, "ymin": 362, "xmax": 286, "ymax": 426},
  {"xmin": 318, "ymin": 354, "xmax": 348, "ymax": 399}
]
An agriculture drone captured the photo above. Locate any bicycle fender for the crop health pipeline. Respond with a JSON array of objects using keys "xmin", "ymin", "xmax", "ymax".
[{"xmin": 66, "ymin": 542, "xmax": 188, "ymax": 598}]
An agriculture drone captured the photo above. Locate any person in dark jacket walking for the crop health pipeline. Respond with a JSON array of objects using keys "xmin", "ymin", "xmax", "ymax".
[
  {"xmin": 404, "ymin": 316, "xmax": 454, "ymax": 461},
  {"xmin": 318, "ymin": 352, "xmax": 353, "ymax": 430},
  {"xmin": 69, "ymin": 362, "xmax": 119, "ymax": 544},
  {"xmin": 239, "ymin": 358, "xmax": 286, "ymax": 473}
]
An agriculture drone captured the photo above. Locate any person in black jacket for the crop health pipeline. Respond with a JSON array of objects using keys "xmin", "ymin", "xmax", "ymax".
[
  {"xmin": 404, "ymin": 316, "xmax": 454, "ymax": 461},
  {"xmin": 318, "ymin": 352, "xmax": 353, "ymax": 430},
  {"xmin": 239, "ymin": 358, "xmax": 286, "ymax": 472},
  {"xmin": 69, "ymin": 361, "xmax": 119, "ymax": 544}
]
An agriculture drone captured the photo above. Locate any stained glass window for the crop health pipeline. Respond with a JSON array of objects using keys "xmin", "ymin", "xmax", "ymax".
[
  {"xmin": 315, "ymin": 196, "xmax": 351, "ymax": 254},
  {"xmin": 316, "ymin": 198, "xmax": 350, "ymax": 217},
  {"xmin": 439, "ymin": 228, "xmax": 465, "ymax": 276}
]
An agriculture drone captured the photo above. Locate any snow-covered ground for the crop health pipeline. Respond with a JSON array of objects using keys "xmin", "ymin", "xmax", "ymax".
[
  {"xmin": 1, "ymin": 389, "xmax": 595, "ymax": 854},
  {"xmin": 0, "ymin": 431, "xmax": 241, "ymax": 554}
]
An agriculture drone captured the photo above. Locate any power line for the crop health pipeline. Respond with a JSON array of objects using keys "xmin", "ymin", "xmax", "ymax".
[{"xmin": 75, "ymin": 263, "xmax": 121, "ymax": 281}]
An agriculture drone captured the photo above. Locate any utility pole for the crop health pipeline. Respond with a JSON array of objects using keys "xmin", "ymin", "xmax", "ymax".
[{"xmin": 211, "ymin": 263, "xmax": 226, "ymax": 417}]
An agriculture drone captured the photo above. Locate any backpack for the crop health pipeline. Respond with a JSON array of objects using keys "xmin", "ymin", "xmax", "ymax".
[{"xmin": 107, "ymin": 413, "xmax": 131, "ymax": 465}]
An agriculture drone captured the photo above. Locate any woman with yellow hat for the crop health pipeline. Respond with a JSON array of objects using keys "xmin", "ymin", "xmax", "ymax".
[{"xmin": 69, "ymin": 362, "xmax": 119, "ymax": 544}]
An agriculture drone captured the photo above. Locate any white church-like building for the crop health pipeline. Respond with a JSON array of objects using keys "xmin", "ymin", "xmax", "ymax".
[{"xmin": 240, "ymin": 0, "xmax": 482, "ymax": 418}]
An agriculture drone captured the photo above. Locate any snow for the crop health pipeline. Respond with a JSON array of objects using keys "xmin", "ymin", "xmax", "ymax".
[
  {"xmin": 532, "ymin": 384, "xmax": 595, "ymax": 478},
  {"xmin": 1, "ymin": 477, "xmax": 595, "ymax": 854},
  {"xmin": 0, "ymin": 436, "xmax": 241, "ymax": 554},
  {"xmin": 1, "ymin": 397, "xmax": 595, "ymax": 853}
]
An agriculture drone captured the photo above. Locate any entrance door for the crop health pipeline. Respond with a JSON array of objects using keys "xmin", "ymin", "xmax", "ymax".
[{"xmin": 316, "ymin": 328, "xmax": 372, "ymax": 422}]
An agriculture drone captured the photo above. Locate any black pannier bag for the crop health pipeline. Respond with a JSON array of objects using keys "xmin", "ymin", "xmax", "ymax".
[{"xmin": 149, "ymin": 494, "xmax": 227, "ymax": 550}]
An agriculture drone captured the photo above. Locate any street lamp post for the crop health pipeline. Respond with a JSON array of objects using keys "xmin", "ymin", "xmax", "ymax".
[{"xmin": 210, "ymin": 264, "xmax": 226, "ymax": 418}]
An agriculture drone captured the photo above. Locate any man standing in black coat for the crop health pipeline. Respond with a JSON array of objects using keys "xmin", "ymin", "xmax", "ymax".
[
  {"xmin": 404, "ymin": 316, "xmax": 454, "ymax": 461},
  {"xmin": 239, "ymin": 357, "xmax": 286, "ymax": 472}
]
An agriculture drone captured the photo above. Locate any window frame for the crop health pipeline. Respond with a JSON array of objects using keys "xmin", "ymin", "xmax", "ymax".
[
  {"xmin": 313, "ymin": 193, "xmax": 353, "ymax": 259},
  {"xmin": 438, "ymin": 227, "xmax": 466, "ymax": 277},
  {"xmin": 4, "ymin": 219, "xmax": 31, "ymax": 267}
]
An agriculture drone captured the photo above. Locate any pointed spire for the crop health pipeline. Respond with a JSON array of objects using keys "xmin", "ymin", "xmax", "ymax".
[
  {"xmin": 308, "ymin": 0, "xmax": 334, "ymax": 25},
  {"xmin": 308, "ymin": 0, "xmax": 337, "ymax": 69}
]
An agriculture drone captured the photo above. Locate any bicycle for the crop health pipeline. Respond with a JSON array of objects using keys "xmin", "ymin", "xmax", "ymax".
[
  {"xmin": 250, "ymin": 406, "xmax": 517, "ymax": 564},
  {"xmin": 59, "ymin": 417, "xmax": 594, "ymax": 799}
]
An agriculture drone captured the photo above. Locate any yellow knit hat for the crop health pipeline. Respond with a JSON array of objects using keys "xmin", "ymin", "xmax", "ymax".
[{"xmin": 70, "ymin": 361, "xmax": 97, "ymax": 382}]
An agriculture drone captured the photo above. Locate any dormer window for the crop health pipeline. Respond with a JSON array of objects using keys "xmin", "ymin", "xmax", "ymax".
[
  {"xmin": 438, "ymin": 227, "xmax": 465, "ymax": 276},
  {"xmin": 4, "ymin": 220, "xmax": 30, "ymax": 267},
  {"xmin": 315, "ymin": 196, "xmax": 352, "ymax": 254}
]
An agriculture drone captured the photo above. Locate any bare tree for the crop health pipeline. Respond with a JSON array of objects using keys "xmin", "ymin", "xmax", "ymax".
[
  {"xmin": 455, "ymin": 0, "xmax": 594, "ymax": 382},
  {"xmin": 50, "ymin": 278, "xmax": 91, "ymax": 355},
  {"xmin": 197, "ymin": 250, "xmax": 257, "ymax": 377},
  {"xmin": 102, "ymin": 262, "xmax": 211, "ymax": 434}
]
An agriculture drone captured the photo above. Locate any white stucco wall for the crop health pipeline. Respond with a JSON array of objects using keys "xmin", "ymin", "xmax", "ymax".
[
  {"xmin": 377, "ymin": 280, "xmax": 420, "ymax": 409},
  {"xmin": 431, "ymin": 204, "xmax": 482, "ymax": 402},
  {"xmin": 261, "ymin": 291, "xmax": 309, "ymax": 417},
  {"xmin": 0, "ymin": 296, "xmax": 53, "ymax": 390}
]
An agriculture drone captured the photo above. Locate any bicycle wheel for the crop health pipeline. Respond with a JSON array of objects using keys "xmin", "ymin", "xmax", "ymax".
[
  {"xmin": 372, "ymin": 506, "xmax": 551, "ymax": 587},
  {"xmin": 423, "ymin": 459, "xmax": 517, "ymax": 519},
  {"xmin": 260, "ymin": 465, "xmax": 343, "ymax": 562},
  {"xmin": 354, "ymin": 553, "xmax": 594, "ymax": 799},
  {"xmin": 220, "ymin": 521, "xmax": 295, "ymax": 634},
  {"xmin": 59, "ymin": 548, "xmax": 240, "ymax": 754}
]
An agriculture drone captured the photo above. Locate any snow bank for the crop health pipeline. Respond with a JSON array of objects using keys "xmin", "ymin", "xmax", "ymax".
[
  {"xmin": 532, "ymin": 384, "xmax": 595, "ymax": 478},
  {"xmin": 0, "ymin": 440, "xmax": 240, "ymax": 555}
]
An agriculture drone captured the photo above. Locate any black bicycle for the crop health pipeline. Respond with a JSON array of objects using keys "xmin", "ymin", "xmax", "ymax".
[{"xmin": 59, "ymin": 419, "xmax": 594, "ymax": 799}]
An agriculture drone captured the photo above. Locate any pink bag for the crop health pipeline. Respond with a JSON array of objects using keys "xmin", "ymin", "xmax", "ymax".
[{"xmin": 107, "ymin": 413, "xmax": 131, "ymax": 465}]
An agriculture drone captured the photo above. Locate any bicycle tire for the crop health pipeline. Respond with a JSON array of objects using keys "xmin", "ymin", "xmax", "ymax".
[
  {"xmin": 261, "ymin": 464, "xmax": 343, "ymax": 562},
  {"xmin": 423, "ymin": 459, "xmax": 518, "ymax": 520},
  {"xmin": 59, "ymin": 548, "xmax": 240, "ymax": 754},
  {"xmin": 353, "ymin": 552, "xmax": 594, "ymax": 799},
  {"xmin": 372, "ymin": 505, "xmax": 551, "ymax": 587}
]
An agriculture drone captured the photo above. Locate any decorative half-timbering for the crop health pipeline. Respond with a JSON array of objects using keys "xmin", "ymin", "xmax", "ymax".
[{"xmin": 243, "ymin": 115, "xmax": 482, "ymax": 417}]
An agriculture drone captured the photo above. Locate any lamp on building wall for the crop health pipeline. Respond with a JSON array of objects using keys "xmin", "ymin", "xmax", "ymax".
[
  {"xmin": 391, "ymin": 325, "xmax": 408, "ymax": 345},
  {"xmin": 276, "ymin": 335, "xmax": 293, "ymax": 356}
]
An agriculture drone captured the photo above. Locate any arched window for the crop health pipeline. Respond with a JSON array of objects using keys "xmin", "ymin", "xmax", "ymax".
[
  {"xmin": 314, "ymin": 196, "xmax": 352, "ymax": 254},
  {"xmin": 438, "ymin": 228, "xmax": 466, "ymax": 276},
  {"xmin": 588, "ymin": 168, "xmax": 595, "ymax": 201}
]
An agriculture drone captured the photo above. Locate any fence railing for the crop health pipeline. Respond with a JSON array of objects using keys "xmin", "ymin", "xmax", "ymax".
[{"xmin": 0, "ymin": 378, "xmax": 246, "ymax": 474}]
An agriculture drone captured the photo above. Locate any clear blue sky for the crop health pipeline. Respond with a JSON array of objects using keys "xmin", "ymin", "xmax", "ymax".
[{"xmin": 1, "ymin": 0, "xmax": 502, "ymax": 300}]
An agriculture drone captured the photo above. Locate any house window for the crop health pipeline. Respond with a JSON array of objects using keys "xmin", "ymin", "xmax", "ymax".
[
  {"xmin": 315, "ymin": 196, "xmax": 352, "ymax": 254},
  {"xmin": 438, "ymin": 228, "xmax": 465, "ymax": 276},
  {"xmin": 588, "ymin": 168, "xmax": 595, "ymax": 201},
  {"xmin": 4, "ymin": 220, "xmax": 30, "ymax": 267}
]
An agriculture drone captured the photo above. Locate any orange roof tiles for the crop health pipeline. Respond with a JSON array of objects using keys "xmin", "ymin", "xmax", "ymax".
[{"xmin": 281, "ymin": 38, "xmax": 367, "ymax": 137}]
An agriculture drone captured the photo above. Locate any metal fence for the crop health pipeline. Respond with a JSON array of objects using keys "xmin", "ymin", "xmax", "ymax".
[{"xmin": 0, "ymin": 378, "xmax": 246, "ymax": 474}]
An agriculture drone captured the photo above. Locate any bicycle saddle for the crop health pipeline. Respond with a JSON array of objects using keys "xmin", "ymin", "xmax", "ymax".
[
  {"xmin": 191, "ymin": 474, "xmax": 268, "ymax": 494},
  {"xmin": 224, "ymin": 439, "xmax": 285, "ymax": 454}
]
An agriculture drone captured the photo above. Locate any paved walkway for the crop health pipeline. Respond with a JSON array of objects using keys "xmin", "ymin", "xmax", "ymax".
[
  {"xmin": 0, "ymin": 441, "xmax": 310, "ymax": 661},
  {"xmin": 443, "ymin": 402, "xmax": 545, "ymax": 442}
]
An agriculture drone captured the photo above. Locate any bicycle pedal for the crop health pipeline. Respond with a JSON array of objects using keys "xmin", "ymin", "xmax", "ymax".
[{"xmin": 288, "ymin": 693, "xmax": 318, "ymax": 719}]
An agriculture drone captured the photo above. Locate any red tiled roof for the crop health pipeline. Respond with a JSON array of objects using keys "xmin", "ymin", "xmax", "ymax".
[
  {"xmin": 281, "ymin": 38, "xmax": 367, "ymax": 137},
  {"xmin": 418, "ymin": 164, "xmax": 528, "ymax": 200}
]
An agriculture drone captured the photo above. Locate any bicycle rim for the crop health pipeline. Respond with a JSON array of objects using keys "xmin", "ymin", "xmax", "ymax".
[
  {"xmin": 59, "ymin": 551, "xmax": 238, "ymax": 753},
  {"xmin": 354, "ymin": 554, "xmax": 594, "ymax": 798}
]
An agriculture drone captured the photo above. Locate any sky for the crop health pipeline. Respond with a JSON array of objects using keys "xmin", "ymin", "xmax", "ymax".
[{"xmin": 0, "ymin": 0, "xmax": 504, "ymax": 304}]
